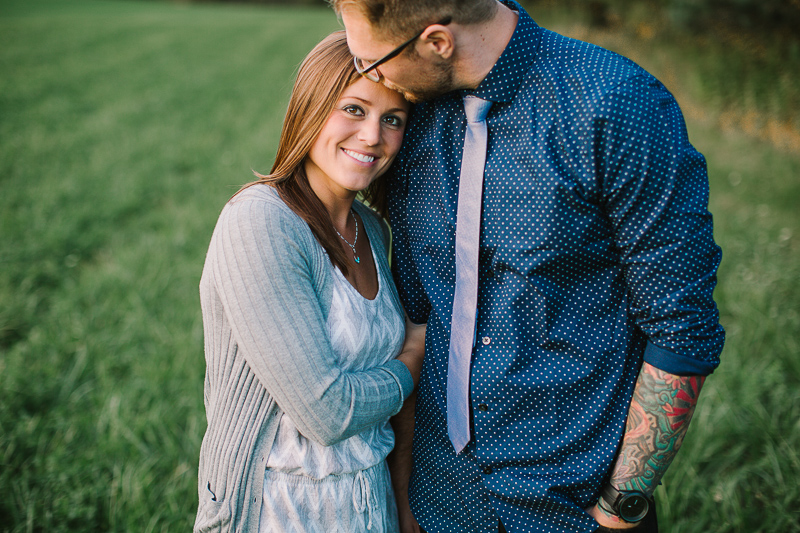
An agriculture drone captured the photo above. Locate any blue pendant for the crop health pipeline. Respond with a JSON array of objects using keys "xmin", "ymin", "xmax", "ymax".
[{"xmin": 355, "ymin": 256, "xmax": 361, "ymax": 264}]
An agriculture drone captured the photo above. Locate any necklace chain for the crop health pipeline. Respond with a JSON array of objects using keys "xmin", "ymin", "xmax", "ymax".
[{"xmin": 334, "ymin": 209, "xmax": 360, "ymax": 264}]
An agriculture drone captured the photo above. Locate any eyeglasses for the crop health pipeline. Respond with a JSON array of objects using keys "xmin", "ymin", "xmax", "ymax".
[{"xmin": 353, "ymin": 17, "xmax": 452, "ymax": 83}]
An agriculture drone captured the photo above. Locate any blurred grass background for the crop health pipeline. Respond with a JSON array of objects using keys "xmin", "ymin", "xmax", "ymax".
[{"xmin": 0, "ymin": 0, "xmax": 798, "ymax": 531}]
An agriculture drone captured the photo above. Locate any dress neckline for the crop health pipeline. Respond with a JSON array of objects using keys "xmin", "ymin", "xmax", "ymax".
[{"xmin": 332, "ymin": 207, "xmax": 383, "ymax": 302}]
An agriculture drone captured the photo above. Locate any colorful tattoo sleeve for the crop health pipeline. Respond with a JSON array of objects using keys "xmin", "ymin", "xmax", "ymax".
[{"xmin": 609, "ymin": 362, "xmax": 706, "ymax": 496}]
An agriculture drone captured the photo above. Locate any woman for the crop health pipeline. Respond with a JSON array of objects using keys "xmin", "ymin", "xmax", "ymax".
[{"xmin": 195, "ymin": 31, "xmax": 423, "ymax": 532}]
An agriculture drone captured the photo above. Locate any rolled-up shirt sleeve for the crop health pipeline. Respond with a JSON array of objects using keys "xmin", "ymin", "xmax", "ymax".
[{"xmin": 595, "ymin": 75, "xmax": 725, "ymax": 375}]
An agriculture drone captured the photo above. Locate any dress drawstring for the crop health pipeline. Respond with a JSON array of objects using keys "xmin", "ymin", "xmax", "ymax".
[{"xmin": 352, "ymin": 469, "xmax": 374, "ymax": 530}]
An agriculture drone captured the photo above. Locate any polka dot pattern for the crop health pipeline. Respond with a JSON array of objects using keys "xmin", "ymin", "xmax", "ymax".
[{"xmin": 387, "ymin": 1, "xmax": 724, "ymax": 531}]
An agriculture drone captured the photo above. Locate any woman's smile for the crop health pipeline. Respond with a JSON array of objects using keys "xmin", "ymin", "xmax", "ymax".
[{"xmin": 342, "ymin": 148, "xmax": 377, "ymax": 164}]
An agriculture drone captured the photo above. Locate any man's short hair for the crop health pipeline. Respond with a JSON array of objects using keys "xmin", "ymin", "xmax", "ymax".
[{"xmin": 329, "ymin": 0, "xmax": 498, "ymax": 41}]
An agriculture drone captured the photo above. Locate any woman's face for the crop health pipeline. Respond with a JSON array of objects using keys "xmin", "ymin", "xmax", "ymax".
[{"xmin": 304, "ymin": 77, "xmax": 409, "ymax": 206}]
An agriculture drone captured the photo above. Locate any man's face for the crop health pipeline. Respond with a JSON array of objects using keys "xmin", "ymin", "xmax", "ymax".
[{"xmin": 342, "ymin": 8, "xmax": 455, "ymax": 103}]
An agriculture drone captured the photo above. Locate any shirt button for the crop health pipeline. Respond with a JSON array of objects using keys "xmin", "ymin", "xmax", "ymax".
[
  {"xmin": 483, "ymin": 466, "xmax": 493, "ymax": 475},
  {"xmin": 482, "ymin": 336, "xmax": 491, "ymax": 345},
  {"xmin": 478, "ymin": 403, "xmax": 489, "ymax": 412}
]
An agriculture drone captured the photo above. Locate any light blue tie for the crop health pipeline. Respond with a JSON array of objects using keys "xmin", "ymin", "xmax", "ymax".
[{"xmin": 447, "ymin": 95, "xmax": 492, "ymax": 454}]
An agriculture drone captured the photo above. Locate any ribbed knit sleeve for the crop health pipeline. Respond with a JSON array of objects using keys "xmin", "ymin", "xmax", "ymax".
[{"xmin": 205, "ymin": 186, "xmax": 410, "ymax": 447}]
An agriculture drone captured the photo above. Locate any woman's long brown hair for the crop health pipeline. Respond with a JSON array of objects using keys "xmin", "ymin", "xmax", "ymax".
[{"xmin": 240, "ymin": 30, "xmax": 389, "ymax": 277}]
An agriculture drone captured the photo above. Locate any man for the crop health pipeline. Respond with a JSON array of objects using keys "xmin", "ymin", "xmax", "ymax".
[{"xmin": 331, "ymin": 0, "xmax": 725, "ymax": 531}]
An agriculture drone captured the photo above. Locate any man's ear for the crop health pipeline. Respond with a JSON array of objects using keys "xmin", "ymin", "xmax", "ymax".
[{"xmin": 418, "ymin": 24, "xmax": 454, "ymax": 60}]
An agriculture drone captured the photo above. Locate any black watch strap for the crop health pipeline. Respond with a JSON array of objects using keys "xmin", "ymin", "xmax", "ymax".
[
  {"xmin": 599, "ymin": 485, "xmax": 651, "ymax": 523},
  {"xmin": 600, "ymin": 484, "xmax": 624, "ymax": 510}
]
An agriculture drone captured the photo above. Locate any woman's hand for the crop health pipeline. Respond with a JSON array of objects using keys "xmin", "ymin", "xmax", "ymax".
[
  {"xmin": 396, "ymin": 491, "xmax": 423, "ymax": 533},
  {"xmin": 389, "ymin": 390, "xmax": 423, "ymax": 533},
  {"xmin": 390, "ymin": 317, "xmax": 425, "ymax": 531},
  {"xmin": 395, "ymin": 318, "xmax": 426, "ymax": 386}
]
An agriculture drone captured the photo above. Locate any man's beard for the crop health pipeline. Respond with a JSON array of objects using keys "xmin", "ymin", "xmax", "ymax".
[{"xmin": 384, "ymin": 58, "xmax": 455, "ymax": 104}]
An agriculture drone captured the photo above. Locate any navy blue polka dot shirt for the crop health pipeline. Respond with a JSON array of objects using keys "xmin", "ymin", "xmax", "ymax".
[{"xmin": 388, "ymin": 2, "xmax": 725, "ymax": 531}]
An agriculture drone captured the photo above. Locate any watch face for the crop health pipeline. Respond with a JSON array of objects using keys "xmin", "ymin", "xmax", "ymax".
[{"xmin": 618, "ymin": 494, "xmax": 649, "ymax": 522}]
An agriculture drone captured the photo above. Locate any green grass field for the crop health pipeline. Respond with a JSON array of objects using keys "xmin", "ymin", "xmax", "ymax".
[{"xmin": 1, "ymin": 0, "xmax": 798, "ymax": 531}]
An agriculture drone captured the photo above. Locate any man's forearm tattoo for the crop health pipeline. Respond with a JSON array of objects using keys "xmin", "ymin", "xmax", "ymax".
[{"xmin": 609, "ymin": 363, "xmax": 706, "ymax": 495}]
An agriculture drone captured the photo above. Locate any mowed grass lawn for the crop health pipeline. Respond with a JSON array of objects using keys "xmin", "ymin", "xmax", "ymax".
[{"xmin": 1, "ymin": 0, "xmax": 798, "ymax": 531}]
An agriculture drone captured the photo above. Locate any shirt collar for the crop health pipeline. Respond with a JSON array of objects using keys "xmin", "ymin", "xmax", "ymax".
[{"xmin": 465, "ymin": 0, "xmax": 541, "ymax": 104}]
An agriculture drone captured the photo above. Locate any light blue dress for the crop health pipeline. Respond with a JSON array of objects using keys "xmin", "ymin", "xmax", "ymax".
[{"xmin": 258, "ymin": 236, "xmax": 405, "ymax": 532}]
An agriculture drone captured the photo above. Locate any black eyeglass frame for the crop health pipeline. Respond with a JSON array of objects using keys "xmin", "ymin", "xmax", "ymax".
[{"xmin": 353, "ymin": 17, "xmax": 452, "ymax": 82}]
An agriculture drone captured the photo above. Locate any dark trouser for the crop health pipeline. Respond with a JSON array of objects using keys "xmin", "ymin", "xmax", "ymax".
[{"xmin": 496, "ymin": 503, "xmax": 658, "ymax": 533}]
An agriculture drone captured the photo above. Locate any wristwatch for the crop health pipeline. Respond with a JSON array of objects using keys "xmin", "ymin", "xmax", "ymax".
[{"xmin": 599, "ymin": 485, "xmax": 651, "ymax": 523}]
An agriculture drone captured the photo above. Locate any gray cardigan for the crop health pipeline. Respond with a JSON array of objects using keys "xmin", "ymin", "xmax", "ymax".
[{"xmin": 195, "ymin": 184, "xmax": 414, "ymax": 532}]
